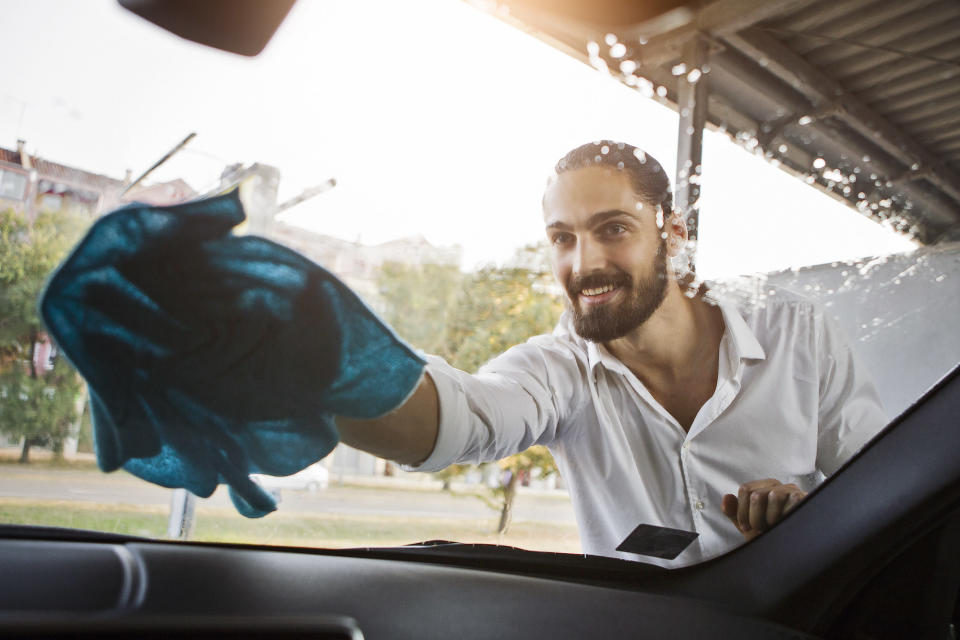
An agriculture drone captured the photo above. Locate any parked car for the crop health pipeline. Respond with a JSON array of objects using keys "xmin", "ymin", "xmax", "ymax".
[{"xmin": 252, "ymin": 463, "xmax": 330, "ymax": 493}]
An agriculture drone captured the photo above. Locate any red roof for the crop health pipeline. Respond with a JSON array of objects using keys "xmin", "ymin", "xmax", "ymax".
[{"xmin": 0, "ymin": 145, "xmax": 123, "ymax": 192}]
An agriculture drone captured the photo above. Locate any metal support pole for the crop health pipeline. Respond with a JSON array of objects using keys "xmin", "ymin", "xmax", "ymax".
[
  {"xmin": 167, "ymin": 488, "xmax": 196, "ymax": 540},
  {"xmin": 675, "ymin": 36, "xmax": 710, "ymax": 266},
  {"xmin": 121, "ymin": 132, "xmax": 197, "ymax": 197}
]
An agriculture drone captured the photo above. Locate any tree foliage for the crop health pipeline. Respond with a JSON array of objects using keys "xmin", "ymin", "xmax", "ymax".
[
  {"xmin": 376, "ymin": 262, "xmax": 461, "ymax": 356},
  {"xmin": 376, "ymin": 243, "xmax": 565, "ymax": 533},
  {"xmin": 0, "ymin": 362, "xmax": 84, "ymax": 461},
  {"xmin": 0, "ymin": 208, "xmax": 89, "ymax": 461}
]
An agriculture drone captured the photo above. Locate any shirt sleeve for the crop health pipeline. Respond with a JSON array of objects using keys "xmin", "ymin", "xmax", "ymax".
[
  {"xmin": 402, "ymin": 336, "xmax": 590, "ymax": 472},
  {"xmin": 815, "ymin": 307, "xmax": 889, "ymax": 476}
]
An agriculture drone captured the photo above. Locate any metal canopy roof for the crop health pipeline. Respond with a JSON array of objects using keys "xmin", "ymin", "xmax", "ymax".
[{"xmin": 477, "ymin": 0, "xmax": 960, "ymax": 245}]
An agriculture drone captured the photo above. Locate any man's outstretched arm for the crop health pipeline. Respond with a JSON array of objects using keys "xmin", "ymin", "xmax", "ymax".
[{"xmin": 335, "ymin": 373, "xmax": 440, "ymax": 466}]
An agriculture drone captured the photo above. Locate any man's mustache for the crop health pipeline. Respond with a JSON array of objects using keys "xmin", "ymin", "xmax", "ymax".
[{"xmin": 566, "ymin": 271, "xmax": 632, "ymax": 298}]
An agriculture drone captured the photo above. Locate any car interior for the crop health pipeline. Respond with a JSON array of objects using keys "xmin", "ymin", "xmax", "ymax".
[{"xmin": 2, "ymin": 0, "xmax": 958, "ymax": 638}]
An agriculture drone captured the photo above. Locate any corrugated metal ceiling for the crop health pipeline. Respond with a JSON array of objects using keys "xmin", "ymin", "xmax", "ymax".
[{"xmin": 476, "ymin": 0, "xmax": 960, "ymax": 244}]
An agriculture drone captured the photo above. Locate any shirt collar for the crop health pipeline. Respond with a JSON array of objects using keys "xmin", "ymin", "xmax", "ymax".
[
  {"xmin": 716, "ymin": 298, "xmax": 766, "ymax": 362},
  {"xmin": 557, "ymin": 297, "xmax": 766, "ymax": 377}
]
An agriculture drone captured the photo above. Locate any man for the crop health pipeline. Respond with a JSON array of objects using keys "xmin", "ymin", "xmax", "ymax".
[{"xmin": 337, "ymin": 141, "xmax": 887, "ymax": 567}]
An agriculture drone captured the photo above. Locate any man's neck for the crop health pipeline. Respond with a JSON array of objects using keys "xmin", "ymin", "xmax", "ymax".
[{"xmin": 605, "ymin": 283, "xmax": 723, "ymax": 384}]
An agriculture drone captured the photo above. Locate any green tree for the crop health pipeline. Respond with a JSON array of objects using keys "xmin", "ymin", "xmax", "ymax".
[
  {"xmin": 493, "ymin": 445, "xmax": 556, "ymax": 534},
  {"xmin": 376, "ymin": 243, "xmax": 565, "ymax": 533},
  {"xmin": 0, "ymin": 363, "xmax": 84, "ymax": 462},
  {"xmin": 444, "ymin": 246, "xmax": 564, "ymax": 534},
  {"xmin": 0, "ymin": 207, "xmax": 89, "ymax": 462},
  {"xmin": 376, "ymin": 261, "xmax": 462, "ymax": 356}
]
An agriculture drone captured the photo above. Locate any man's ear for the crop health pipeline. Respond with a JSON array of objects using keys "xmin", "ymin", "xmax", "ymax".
[{"xmin": 666, "ymin": 209, "xmax": 688, "ymax": 257}]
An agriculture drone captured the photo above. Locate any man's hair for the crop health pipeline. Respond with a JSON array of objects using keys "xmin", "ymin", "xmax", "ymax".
[{"xmin": 554, "ymin": 140, "xmax": 673, "ymax": 214}]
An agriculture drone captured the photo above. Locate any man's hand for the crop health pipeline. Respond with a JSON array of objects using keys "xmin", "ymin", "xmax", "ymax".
[{"xmin": 721, "ymin": 479, "xmax": 806, "ymax": 541}]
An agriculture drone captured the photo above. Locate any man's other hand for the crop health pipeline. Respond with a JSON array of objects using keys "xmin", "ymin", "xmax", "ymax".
[{"xmin": 721, "ymin": 479, "xmax": 806, "ymax": 541}]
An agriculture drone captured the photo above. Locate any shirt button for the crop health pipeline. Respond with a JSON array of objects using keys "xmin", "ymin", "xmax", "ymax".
[
  {"xmin": 694, "ymin": 500, "xmax": 705, "ymax": 510},
  {"xmin": 682, "ymin": 442, "xmax": 690, "ymax": 450}
]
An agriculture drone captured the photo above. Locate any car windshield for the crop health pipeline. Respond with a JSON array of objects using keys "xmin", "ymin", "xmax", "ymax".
[{"xmin": 1, "ymin": 0, "xmax": 957, "ymax": 567}]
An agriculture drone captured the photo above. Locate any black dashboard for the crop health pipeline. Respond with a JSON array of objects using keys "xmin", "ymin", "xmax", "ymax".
[{"xmin": 0, "ymin": 535, "xmax": 816, "ymax": 639}]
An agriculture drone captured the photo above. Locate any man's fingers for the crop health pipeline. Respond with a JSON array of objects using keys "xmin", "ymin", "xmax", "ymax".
[
  {"xmin": 722, "ymin": 494, "xmax": 740, "ymax": 528},
  {"xmin": 749, "ymin": 490, "xmax": 770, "ymax": 532},
  {"xmin": 737, "ymin": 479, "xmax": 779, "ymax": 531},
  {"xmin": 765, "ymin": 490, "xmax": 788, "ymax": 527},
  {"xmin": 729, "ymin": 480, "xmax": 807, "ymax": 540},
  {"xmin": 783, "ymin": 489, "xmax": 805, "ymax": 515},
  {"xmin": 766, "ymin": 486, "xmax": 807, "ymax": 527}
]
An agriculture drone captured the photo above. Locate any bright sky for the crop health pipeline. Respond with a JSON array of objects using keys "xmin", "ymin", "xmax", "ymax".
[{"xmin": 1, "ymin": 0, "xmax": 916, "ymax": 275}]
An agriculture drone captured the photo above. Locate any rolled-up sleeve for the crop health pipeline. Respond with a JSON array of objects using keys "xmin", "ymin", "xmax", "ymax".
[
  {"xmin": 403, "ymin": 337, "xmax": 589, "ymax": 472},
  {"xmin": 816, "ymin": 309, "xmax": 889, "ymax": 476}
]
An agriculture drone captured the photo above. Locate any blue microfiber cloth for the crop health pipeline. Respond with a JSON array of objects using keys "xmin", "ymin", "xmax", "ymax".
[{"xmin": 39, "ymin": 191, "xmax": 425, "ymax": 517}]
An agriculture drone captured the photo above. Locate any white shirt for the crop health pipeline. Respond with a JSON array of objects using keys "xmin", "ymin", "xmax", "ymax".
[{"xmin": 410, "ymin": 286, "xmax": 887, "ymax": 567}]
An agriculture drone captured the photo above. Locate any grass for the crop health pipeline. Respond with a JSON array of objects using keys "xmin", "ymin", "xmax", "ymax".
[
  {"xmin": 0, "ymin": 455, "xmax": 100, "ymax": 471},
  {"xmin": 0, "ymin": 498, "xmax": 582, "ymax": 553}
]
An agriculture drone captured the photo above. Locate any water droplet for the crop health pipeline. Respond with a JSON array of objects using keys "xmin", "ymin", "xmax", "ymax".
[
  {"xmin": 686, "ymin": 68, "xmax": 702, "ymax": 83},
  {"xmin": 635, "ymin": 202, "xmax": 644, "ymax": 210},
  {"xmin": 617, "ymin": 161, "xmax": 625, "ymax": 170},
  {"xmin": 813, "ymin": 157, "xmax": 826, "ymax": 169},
  {"xmin": 601, "ymin": 145, "xmax": 610, "ymax": 154},
  {"xmin": 798, "ymin": 115, "xmax": 813, "ymax": 126},
  {"xmin": 862, "ymin": 155, "xmax": 871, "ymax": 162},
  {"xmin": 656, "ymin": 209, "xmax": 664, "ymax": 229},
  {"xmin": 610, "ymin": 43, "xmax": 627, "ymax": 58},
  {"xmin": 620, "ymin": 59, "xmax": 637, "ymax": 74},
  {"xmin": 636, "ymin": 77, "xmax": 654, "ymax": 97},
  {"xmin": 936, "ymin": 274, "xmax": 946, "ymax": 282},
  {"xmin": 911, "ymin": 163, "xmax": 920, "ymax": 170},
  {"xmin": 778, "ymin": 144, "xmax": 788, "ymax": 153},
  {"xmin": 686, "ymin": 126, "xmax": 695, "ymax": 135},
  {"xmin": 587, "ymin": 41, "xmax": 600, "ymax": 56},
  {"xmin": 605, "ymin": 33, "xmax": 618, "ymax": 46},
  {"xmin": 671, "ymin": 63, "xmax": 687, "ymax": 76},
  {"xmin": 656, "ymin": 85, "xmax": 668, "ymax": 97}
]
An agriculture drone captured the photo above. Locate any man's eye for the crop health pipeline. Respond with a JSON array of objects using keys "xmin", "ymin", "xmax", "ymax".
[
  {"xmin": 603, "ymin": 223, "xmax": 627, "ymax": 236},
  {"xmin": 551, "ymin": 233, "xmax": 574, "ymax": 246}
]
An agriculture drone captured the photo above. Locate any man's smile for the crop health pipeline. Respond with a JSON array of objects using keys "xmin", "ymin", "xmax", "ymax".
[{"xmin": 577, "ymin": 283, "xmax": 623, "ymax": 306}]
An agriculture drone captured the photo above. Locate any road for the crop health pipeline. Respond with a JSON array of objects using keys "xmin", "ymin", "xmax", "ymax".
[{"xmin": 0, "ymin": 465, "xmax": 576, "ymax": 525}]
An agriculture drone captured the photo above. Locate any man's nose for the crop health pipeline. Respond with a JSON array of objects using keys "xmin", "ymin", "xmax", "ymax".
[{"xmin": 572, "ymin": 237, "xmax": 605, "ymax": 275}]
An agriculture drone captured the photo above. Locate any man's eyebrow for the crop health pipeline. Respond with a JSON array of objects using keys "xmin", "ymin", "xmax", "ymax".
[{"xmin": 546, "ymin": 209, "xmax": 641, "ymax": 231}]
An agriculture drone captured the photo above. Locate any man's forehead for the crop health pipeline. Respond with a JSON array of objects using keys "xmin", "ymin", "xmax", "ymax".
[{"xmin": 542, "ymin": 165, "xmax": 639, "ymax": 221}]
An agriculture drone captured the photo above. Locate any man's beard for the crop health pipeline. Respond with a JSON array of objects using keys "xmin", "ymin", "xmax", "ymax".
[{"xmin": 567, "ymin": 240, "xmax": 669, "ymax": 343}]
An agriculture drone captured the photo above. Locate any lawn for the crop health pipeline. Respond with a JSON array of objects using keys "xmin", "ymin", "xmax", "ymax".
[{"xmin": 0, "ymin": 498, "xmax": 582, "ymax": 553}]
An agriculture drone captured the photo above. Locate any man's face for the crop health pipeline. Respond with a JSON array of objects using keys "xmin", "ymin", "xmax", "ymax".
[{"xmin": 543, "ymin": 165, "xmax": 670, "ymax": 342}]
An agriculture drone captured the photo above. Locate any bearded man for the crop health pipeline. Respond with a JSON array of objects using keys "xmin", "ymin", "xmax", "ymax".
[{"xmin": 336, "ymin": 140, "xmax": 887, "ymax": 567}]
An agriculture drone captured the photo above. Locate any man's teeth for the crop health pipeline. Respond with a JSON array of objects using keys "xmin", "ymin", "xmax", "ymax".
[{"xmin": 582, "ymin": 284, "xmax": 616, "ymax": 296}]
